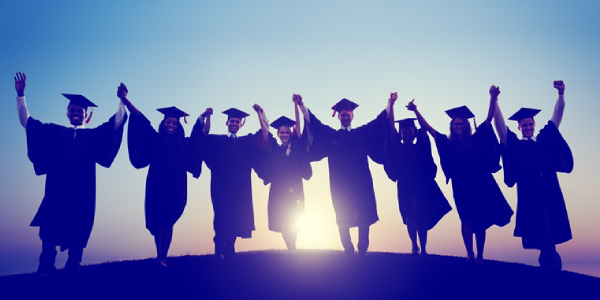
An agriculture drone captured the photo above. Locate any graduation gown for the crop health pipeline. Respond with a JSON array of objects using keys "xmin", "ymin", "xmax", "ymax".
[
  {"xmin": 306, "ymin": 110, "xmax": 387, "ymax": 228},
  {"xmin": 503, "ymin": 121, "xmax": 573, "ymax": 249},
  {"xmin": 259, "ymin": 134, "xmax": 313, "ymax": 233},
  {"xmin": 434, "ymin": 123, "xmax": 513, "ymax": 231},
  {"xmin": 127, "ymin": 113, "xmax": 203, "ymax": 236},
  {"xmin": 384, "ymin": 129, "xmax": 451, "ymax": 231},
  {"xmin": 203, "ymin": 130, "xmax": 265, "ymax": 238},
  {"xmin": 26, "ymin": 114, "xmax": 127, "ymax": 250}
]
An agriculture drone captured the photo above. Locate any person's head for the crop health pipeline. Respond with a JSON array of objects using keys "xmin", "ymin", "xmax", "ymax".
[
  {"xmin": 223, "ymin": 108, "xmax": 249, "ymax": 134},
  {"xmin": 157, "ymin": 106, "xmax": 188, "ymax": 137},
  {"xmin": 332, "ymin": 98, "xmax": 358, "ymax": 128},
  {"xmin": 270, "ymin": 116, "xmax": 296, "ymax": 145},
  {"xmin": 397, "ymin": 118, "xmax": 417, "ymax": 144},
  {"xmin": 445, "ymin": 106, "xmax": 474, "ymax": 140},
  {"xmin": 63, "ymin": 93, "xmax": 97, "ymax": 126},
  {"xmin": 509, "ymin": 108, "xmax": 541, "ymax": 139}
]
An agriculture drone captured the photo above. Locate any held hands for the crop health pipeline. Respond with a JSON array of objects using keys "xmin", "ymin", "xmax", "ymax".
[
  {"xmin": 14, "ymin": 72, "xmax": 26, "ymax": 97},
  {"xmin": 389, "ymin": 92, "xmax": 398, "ymax": 105},
  {"xmin": 292, "ymin": 94, "xmax": 303, "ymax": 106},
  {"xmin": 117, "ymin": 83, "xmax": 128, "ymax": 100},
  {"xmin": 489, "ymin": 85, "xmax": 500, "ymax": 98},
  {"xmin": 554, "ymin": 80, "xmax": 565, "ymax": 95},
  {"xmin": 253, "ymin": 104, "xmax": 263, "ymax": 113},
  {"xmin": 406, "ymin": 99, "xmax": 417, "ymax": 111},
  {"xmin": 200, "ymin": 108, "xmax": 213, "ymax": 118}
]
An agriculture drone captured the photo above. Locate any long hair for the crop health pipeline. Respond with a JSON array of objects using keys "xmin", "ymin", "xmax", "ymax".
[{"xmin": 448, "ymin": 117, "xmax": 472, "ymax": 141}]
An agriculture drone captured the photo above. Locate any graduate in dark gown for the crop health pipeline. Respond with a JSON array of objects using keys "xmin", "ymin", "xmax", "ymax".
[
  {"xmin": 201, "ymin": 107, "xmax": 266, "ymax": 260},
  {"xmin": 14, "ymin": 72, "xmax": 127, "ymax": 274},
  {"xmin": 493, "ymin": 81, "xmax": 573, "ymax": 270},
  {"xmin": 384, "ymin": 97, "xmax": 451, "ymax": 256},
  {"xmin": 119, "ymin": 85, "xmax": 204, "ymax": 267},
  {"xmin": 296, "ymin": 95, "xmax": 392, "ymax": 255},
  {"xmin": 407, "ymin": 86, "xmax": 513, "ymax": 263},
  {"xmin": 254, "ymin": 96, "xmax": 312, "ymax": 251}
]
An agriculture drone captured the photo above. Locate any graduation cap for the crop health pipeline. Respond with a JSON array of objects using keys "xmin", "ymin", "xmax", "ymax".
[
  {"xmin": 157, "ymin": 106, "xmax": 190, "ymax": 123},
  {"xmin": 331, "ymin": 98, "xmax": 359, "ymax": 117},
  {"xmin": 223, "ymin": 108, "xmax": 250, "ymax": 127},
  {"xmin": 508, "ymin": 108, "xmax": 541, "ymax": 123},
  {"xmin": 270, "ymin": 116, "xmax": 296, "ymax": 130},
  {"xmin": 445, "ymin": 106, "xmax": 475, "ymax": 119},
  {"xmin": 396, "ymin": 118, "xmax": 417, "ymax": 129},
  {"xmin": 63, "ymin": 93, "xmax": 97, "ymax": 124}
]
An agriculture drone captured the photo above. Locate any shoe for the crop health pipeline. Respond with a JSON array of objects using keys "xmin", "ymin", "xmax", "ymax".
[
  {"xmin": 36, "ymin": 264, "xmax": 57, "ymax": 276},
  {"xmin": 420, "ymin": 251, "xmax": 429, "ymax": 258}
]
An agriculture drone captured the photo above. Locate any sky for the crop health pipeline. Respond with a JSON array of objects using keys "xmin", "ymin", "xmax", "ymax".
[{"xmin": 1, "ymin": 0, "xmax": 599, "ymax": 277}]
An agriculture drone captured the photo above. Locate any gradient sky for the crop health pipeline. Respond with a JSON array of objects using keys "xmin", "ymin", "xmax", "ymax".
[{"xmin": 1, "ymin": 0, "xmax": 599, "ymax": 276}]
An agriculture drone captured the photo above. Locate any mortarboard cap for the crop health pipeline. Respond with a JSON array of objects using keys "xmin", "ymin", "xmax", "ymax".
[
  {"xmin": 508, "ymin": 108, "xmax": 541, "ymax": 123},
  {"xmin": 270, "ymin": 116, "xmax": 296, "ymax": 130},
  {"xmin": 63, "ymin": 93, "xmax": 97, "ymax": 109},
  {"xmin": 223, "ymin": 108, "xmax": 250, "ymax": 120},
  {"xmin": 396, "ymin": 118, "xmax": 417, "ymax": 129},
  {"xmin": 445, "ymin": 106, "xmax": 475, "ymax": 119},
  {"xmin": 331, "ymin": 98, "xmax": 359, "ymax": 117},
  {"xmin": 157, "ymin": 106, "xmax": 189, "ymax": 123}
]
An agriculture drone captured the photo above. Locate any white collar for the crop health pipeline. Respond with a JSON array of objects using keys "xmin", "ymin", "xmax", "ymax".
[
  {"xmin": 521, "ymin": 136, "xmax": 536, "ymax": 142},
  {"xmin": 340, "ymin": 126, "xmax": 351, "ymax": 131},
  {"xmin": 69, "ymin": 124, "xmax": 85, "ymax": 129}
]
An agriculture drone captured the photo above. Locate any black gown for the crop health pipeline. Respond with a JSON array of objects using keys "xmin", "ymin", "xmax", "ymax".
[
  {"xmin": 127, "ymin": 113, "xmax": 203, "ymax": 235},
  {"xmin": 384, "ymin": 129, "xmax": 451, "ymax": 231},
  {"xmin": 203, "ymin": 130, "xmax": 265, "ymax": 238},
  {"xmin": 306, "ymin": 110, "xmax": 387, "ymax": 228},
  {"xmin": 434, "ymin": 123, "xmax": 513, "ymax": 231},
  {"xmin": 503, "ymin": 121, "xmax": 573, "ymax": 249},
  {"xmin": 260, "ymin": 134, "xmax": 312, "ymax": 233},
  {"xmin": 26, "ymin": 114, "xmax": 127, "ymax": 251}
]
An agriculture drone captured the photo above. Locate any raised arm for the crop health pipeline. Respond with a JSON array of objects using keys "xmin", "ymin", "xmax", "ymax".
[
  {"xmin": 551, "ymin": 80, "xmax": 565, "ymax": 128},
  {"xmin": 485, "ymin": 85, "xmax": 500, "ymax": 124},
  {"xmin": 294, "ymin": 100, "xmax": 301, "ymax": 138},
  {"xmin": 253, "ymin": 103, "xmax": 269, "ymax": 141},
  {"xmin": 406, "ymin": 99, "xmax": 437, "ymax": 137},
  {"xmin": 117, "ymin": 83, "xmax": 139, "ymax": 116},
  {"xmin": 388, "ymin": 92, "xmax": 398, "ymax": 139},
  {"xmin": 14, "ymin": 72, "xmax": 29, "ymax": 129},
  {"xmin": 200, "ymin": 108, "xmax": 213, "ymax": 136},
  {"xmin": 293, "ymin": 94, "xmax": 310, "ymax": 124}
]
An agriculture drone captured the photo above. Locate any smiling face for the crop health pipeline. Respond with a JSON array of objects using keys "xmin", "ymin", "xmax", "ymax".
[
  {"xmin": 451, "ymin": 117, "xmax": 468, "ymax": 136},
  {"xmin": 278, "ymin": 126, "xmax": 291, "ymax": 145},
  {"xmin": 67, "ymin": 104, "xmax": 87, "ymax": 126},
  {"xmin": 226, "ymin": 117, "xmax": 241, "ymax": 134},
  {"xmin": 163, "ymin": 117, "xmax": 179, "ymax": 134},
  {"xmin": 518, "ymin": 117, "xmax": 536, "ymax": 138},
  {"xmin": 338, "ymin": 109, "xmax": 354, "ymax": 128},
  {"xmin": 400, "ymin": 126, "xmax": 416, "ymax": 144}
]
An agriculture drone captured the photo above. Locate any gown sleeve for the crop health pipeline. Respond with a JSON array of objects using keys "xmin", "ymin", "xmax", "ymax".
[
  {"xmin": 502, "ymin": 128, "xmax": 520, "ymax": 188},
  {"xmin": 472, "ymin": 122, "xmax": 502, "ymax": 174},
  {"xmin": 127, "ymin": 112, "xmax": 157, "ymax": 169},
  {"xmin": 383, "ymin": 131, "xmax": 400, "ymax": 182},
  {"xmin": 537, "ymin": 121, "xmax": 574, "ymax": 174},
  {"xmin": 250, "ymin": 129, "xmax": 278, "ymax": 183},
  {"xmin": 293, "ymin": 133, "xmax": 313, "ymax": 181},
  {"xmin": 305, "ymin": 110, "xmax": 337, "ymax": 162},
  {"xmin": 186, "ymin": 118, "xmax": 205, "ymax": 178},
  {"xmin": 353, "ymin": 110, "xmax": 388, "ymax": 164},
  {"xmin": 433, "ymin": 131, "xmax": 452, "ymax": 184},
  {"xmin": 26, "ymin": 117, "xmax": 54, "ymax": 175},
  {"xmin": 416, "ymin": 128, "xmax": 438, "ymax": 179},
  {"xmin": 93, "ymin": 113, "xmax": 128, "ymax": 168}
]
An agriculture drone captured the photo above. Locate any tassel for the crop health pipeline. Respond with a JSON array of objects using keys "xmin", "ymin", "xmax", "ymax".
[
  {"xmin": 332, "ymin": 105, "xmax": 337, "ymax": 117},
  {"xmin": 183, "ymin": 114, "xmax": 188, "ymax": 124},
  {"xmin": 473, "ymin": 117, "xmax": 477, "ymax": 130},
  {"xmin": 85, "ymin": 107, "xmax": 94, "ymax": 124}
]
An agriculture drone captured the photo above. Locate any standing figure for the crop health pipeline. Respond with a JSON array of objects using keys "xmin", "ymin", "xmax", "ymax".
[
  {"xmin": 254, "ymin": 95, "xmax": 312, "ymax": 251},
  {"xmin": 14, "ymin": 72, "xmax": 127, "ymax": 274},
  {"xmin": 119, "ymin": 84, "xmax": 204, "ymax": 267},
  {"xmin": 201, "ymin": 107, "xmax": 266, "ymax": 260},
  {"xmin": 384, "ymin": 103, "xmax": 452, "ymax": 256},
  {"xmin": 296, "ymin": 94, "xmax": 393, "ymax": 255},
  {"xmin": 493, "ymin": 81, "xmax": 573, "ymax": 270},
  {"xmin": 407, "ymin": 86, "xmax": 513, "ymax": 263}
]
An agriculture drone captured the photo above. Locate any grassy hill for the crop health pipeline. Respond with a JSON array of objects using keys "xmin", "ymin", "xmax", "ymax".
[{"xmin": 1, "ymin": 250, "xmax": 598, "ymax": 299}]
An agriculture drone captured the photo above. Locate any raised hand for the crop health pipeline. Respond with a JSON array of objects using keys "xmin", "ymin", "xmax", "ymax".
[
  {"xmin": 117, "ymin": 82, "xmax": 128, "ymax": 99},
  {"xmin": 554, "ymin": 80, "xmax": 565, "ymax": 94},
  {"xmin": 389, "ymin": 92, "xmax": 398, "ymax": 105},
  {"xmin": 489, "ymin": 85, "xmax": 501, "ymax": 98},
  {"xmin": 14, "ymin": 72, "xmax": 26, "ymax": 97},
  {"xmin": 253, "ymin": 104, "xmax": 263, "ymax": 113},
  {"xmin": 406, "ymin": 99, "xmax": 417, "ymax": 111},
  {"xmin": 200, "ymin": 107, "xmax": 213, "ymax": 118},
  {"xmin": 292, "ymin": 94, "xmax": 303, "ymax": 106}
]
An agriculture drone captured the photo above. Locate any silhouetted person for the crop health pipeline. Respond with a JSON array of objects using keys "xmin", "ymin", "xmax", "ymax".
[
  {"xmin": 254, "ymin": 95, "xmax": 312, "ymax": 251},
  {"xmin": 201, "ymin": 107, "xmax": 266, "ymax": 260},
  {"xmin": 493, "ymin": 81, "xmax": 573, "ymax": 271},
  {"xmin": 407, "ymin": 86, "xmax": 513, "ymax": 263},
  {"xmin": 119, "ymin": 84, "xmax": 204, "ymax": 267},
  {"xmin": 385, "ymin": 95, "xmax": 452, "ymax": 256},
  {"xmin": 14, "ymin": 72, "xmax": 127, "ymax": 274},
  {"xmin": 296, "ymin": 94, "xmax": 392, "ymax": 255}
]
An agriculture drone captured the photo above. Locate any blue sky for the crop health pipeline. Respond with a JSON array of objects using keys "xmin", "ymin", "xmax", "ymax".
[{"xmin": 1, "ymin": 0, "xmax": 599, "ymax": 276}]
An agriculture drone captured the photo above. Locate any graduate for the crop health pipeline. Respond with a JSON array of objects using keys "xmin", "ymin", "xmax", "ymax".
[
  {"xmin": 407, "ymin": 86, "xmax": 513, "ymax": 263},
  {"xmin": 254, "ymin": 95, "xmax": 312, "ymax": 251},
  {"xmin": 493, "ymin": 81, "xmax": 573, "ymax": 270},
  {"xmin": 384, "ymin": 98, "xmax": 451, "ymax": 256},
  {"xmin": 296, "ymin": 94, "xmax": 392, "ymax": 255},
  {"xmin": 118, "ymin": 84, "xmax": 204, "ymax": 267},
  {"xmin": 201, "ymin": 107, "xmax": 266, "ymax": 260},
  {"xmin": 14, "ymin": 72, "xmax": 127, "ymax": 274}
]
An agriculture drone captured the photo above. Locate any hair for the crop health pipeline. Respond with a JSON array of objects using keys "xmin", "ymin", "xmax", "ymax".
[
  {"xmin": 158, "ymin": 118, "xmax": 185, "ymax": 138},
  {"xmin": 277, "ymin": 125, "xmax": 291, "ymax": 135},
  {"xmin": 448, "ymin": 117, "xmax": 472, "ymax": 141}
]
